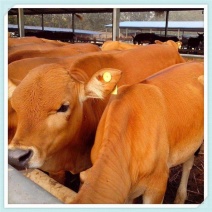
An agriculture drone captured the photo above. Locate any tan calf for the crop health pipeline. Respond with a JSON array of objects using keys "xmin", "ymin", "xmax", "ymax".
[
  {"xmin": 72, "ymin": 61, "xmax": 204, "ymax": 204},
  {"xmin": 8, "ymin": 36, "xmax": 45, "ymax": 47},
  {"xmin": 154, "ymin": 39, "xmax": 182, "ymax": 50},
  {"xmin": 101, "ymin": 40, "xmax": 140, "ymax": 51},
  {"xmin": 8, "ymin": 43, "xmax": 100, "ymax": 63}
]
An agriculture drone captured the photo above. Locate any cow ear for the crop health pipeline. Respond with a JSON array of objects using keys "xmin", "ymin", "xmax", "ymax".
[
  {"xmin": 198, "ymin": 75, "xmax": 204, "ymax": 85},
  {"xmin": 166, "ymin": 40, "xmax": 181, "ymax": 50},
  {"xmin": 8, "ymin": 79, "xmax": 17, "ymax": 99},
  {"xmin": 80, "ymin": 68, "xmax": 122, "ymax": 101},
  {"xmin": 155, "ymin": 40, "xmax": 162, "ymax": 44}
]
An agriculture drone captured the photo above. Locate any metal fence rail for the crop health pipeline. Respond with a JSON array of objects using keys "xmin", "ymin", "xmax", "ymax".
[{"xmin": 180, "ymin": 53, "xmax": 204, "ymax": 59}]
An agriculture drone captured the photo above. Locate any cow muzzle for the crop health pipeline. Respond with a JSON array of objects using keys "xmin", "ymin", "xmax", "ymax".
[{"xmin": 8, "ymin": 148, "xmax": 33, "ymax": 170}]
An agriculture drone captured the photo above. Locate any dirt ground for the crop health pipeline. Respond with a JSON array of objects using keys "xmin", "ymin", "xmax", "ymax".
[{"xmin": 164, "ymin": 153, "xmax": 204, "ymax": 204}]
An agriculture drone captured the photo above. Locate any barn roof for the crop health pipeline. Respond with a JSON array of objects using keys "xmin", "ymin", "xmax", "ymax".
[
  {"xmin": 8, "ymin": 24, "xmax": 102, "ymax": 35},
  {"xmin": 8, "ymin": 8, "xmax": 204, "ymax": 15},
  {"xmin": 105, "ymin": 21, "xmax": 204, "ymax": 32}
]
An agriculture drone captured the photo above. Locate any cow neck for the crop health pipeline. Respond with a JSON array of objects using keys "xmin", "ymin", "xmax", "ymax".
[
  {"xmin": 72, "ymin": 109, "xmax": 132, "ymax": 203},
  {"xmin": 72, "ymin": 154, "xmax": 131, "ymax": 203},
  {"xmin": 77, "ymin": 97, "xmax": 108, "ymax": 149},
  {"xmin": 41, "ymin": 137, "xmax": 93, "ymax": 175}
]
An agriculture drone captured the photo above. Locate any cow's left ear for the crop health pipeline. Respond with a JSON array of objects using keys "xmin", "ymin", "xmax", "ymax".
[
  {"xmin": 80, "ymin": 68, "xmax": 122, "ymax": 101},
  {"xmin": 8, "ymin": 79, "xmax": 17, "ymax": 99},
  {"xmin": 198, "ymin": 75, "xmax": 204, "ymax": 85}
]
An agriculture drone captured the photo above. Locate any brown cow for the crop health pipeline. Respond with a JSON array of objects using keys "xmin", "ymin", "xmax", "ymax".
[
  {"xmin": 101, "ymin": 40, "xmax": 140, "ymax": 51},
  {"xmin": 8, "ymin": 44, "xmax": 185, "ymax": 183},
  {"xmin": 72, "ymin": 61, "xmax": 204, "ymax": 204},
  {"xmin": 154, "ymin": 39, "xmax": 182, "ymax": 50},
  {"xmin": 8, "ymin": 36, "xmax": 68, "ymax": 48},
  {"xmin": 9, "ymin": 42, "xmax": 68, "ymax": 56},
  {"xmin": 8, "ymin": 43, "xmax": 101, "ymax": 63},
  {"xmin": 8, "ymin": 36, "xmax": 45, "ymax": 47}
]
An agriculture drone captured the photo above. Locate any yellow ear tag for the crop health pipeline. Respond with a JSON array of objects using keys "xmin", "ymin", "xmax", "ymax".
[
  {"xmin": 111, "ymin": 85, "xmax": 118, "ymax": 95},
  {"xmin": 103, "ymin": 72, "xmax": 112, "ymax": 82}
]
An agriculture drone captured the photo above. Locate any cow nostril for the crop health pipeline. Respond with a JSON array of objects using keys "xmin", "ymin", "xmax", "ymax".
[
  {"xmin": 19, "ymin": 149, "xmax": 33, "ymax": 162},
  {"xmin": 8, "ymin": 148, "xmax": 33, "ymax": 170}
]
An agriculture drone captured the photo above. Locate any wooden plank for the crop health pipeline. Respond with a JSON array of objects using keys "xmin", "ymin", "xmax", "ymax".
[{"xmin": 23, "ymin": 169, "xmax": 77, "ymax": 204}]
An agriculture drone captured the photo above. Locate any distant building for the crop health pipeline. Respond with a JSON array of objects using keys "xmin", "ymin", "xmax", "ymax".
[
  {"xmin": 105, "ymin": 21, "xmax": 204, "ymax": 38},
  {"xmin": 8, "ymin": 24, "xmax": 102, "ymax": 42}
]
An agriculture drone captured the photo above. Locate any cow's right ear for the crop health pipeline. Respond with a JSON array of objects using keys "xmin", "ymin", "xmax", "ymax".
[
  {"xmin": 8, "ymin": 79, "xmax": 17, "ymax": 99},
  {"xmin": 80, "ymin": 68, "xmax": 122, "ymax": 101}
]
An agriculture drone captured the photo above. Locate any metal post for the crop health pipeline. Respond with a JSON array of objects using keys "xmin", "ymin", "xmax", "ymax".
[
  {"xmin": 112, "ymin": 8, "xmax": 120, "ymax": 41},
  {"xmin": 126, "ymin": 28, "xmax": 128, "ymax": 38},
  {"xmin": 18, "ymin": 8, "xmax": 25, "ymax": 37},
  {"xmin": 165, "ymin": 10, "xmax": 169, "ymax": 37},
  {"xmin": 42, "ymin": 14, "xmax": 44, "ymax": 31},
  {"xmin": 72, "ymin": 13, "xmax": 75, "ymax": 34}
]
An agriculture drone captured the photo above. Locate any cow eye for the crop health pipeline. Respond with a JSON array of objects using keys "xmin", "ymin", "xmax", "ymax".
[{"xmin": 57, "ymin": 104, "xmax": 69, "ymax": 113}]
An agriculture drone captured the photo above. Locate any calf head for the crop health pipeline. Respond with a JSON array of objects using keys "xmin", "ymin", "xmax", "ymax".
[{"xmin": 8, "ymin": 63, "xmax": 121, "ymax": 173}]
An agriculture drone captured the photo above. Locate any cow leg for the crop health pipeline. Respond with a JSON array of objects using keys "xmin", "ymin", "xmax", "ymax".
[
  {"xmin": 143, "ymin": 185, "xmax": 167, "ymax": 204},
  {"xmin": 174, "ymin": 155, "xmax": 194, "ymax": 204},
  {"xmin": 143, "ymin": 169, "xmax": 169, "ymax": 204}
]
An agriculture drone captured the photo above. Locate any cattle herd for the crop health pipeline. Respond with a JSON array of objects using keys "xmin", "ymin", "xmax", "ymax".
[
  {"xmin": 132, "ymin": 32, "xmax": 204, "ymax": 53},
  {"xmin": 8, "ymin": 35, "xmax": 204, "ymax": 204}
]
